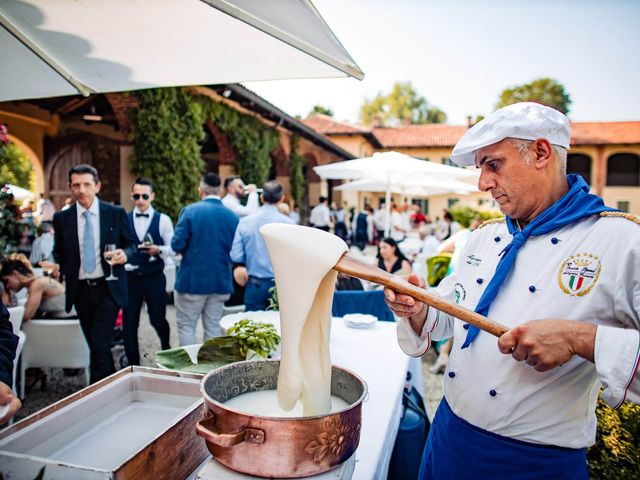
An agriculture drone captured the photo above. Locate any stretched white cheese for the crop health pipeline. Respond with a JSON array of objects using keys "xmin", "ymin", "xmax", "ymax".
[{"xmin": 260, "ymin": 224, "xmax": 348, "ymax": 416}]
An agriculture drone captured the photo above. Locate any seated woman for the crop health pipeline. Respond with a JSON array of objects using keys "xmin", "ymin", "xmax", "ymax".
[
  {"xmin": 376, "ymin": 237, "xmax": 412, "ymax": 276},
  {"xmin": 0, "ymin": 254, "xmax": 70, "ymax": 322}
]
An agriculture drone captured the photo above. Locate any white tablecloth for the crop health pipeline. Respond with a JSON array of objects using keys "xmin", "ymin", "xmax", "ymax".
[
  {"xmin": 216, "ymin": 312, "xmax": 416, "ymax": 480},
  {"xmin": 330, "ymin": 319, "xmax": 411, "ymax": 480}
]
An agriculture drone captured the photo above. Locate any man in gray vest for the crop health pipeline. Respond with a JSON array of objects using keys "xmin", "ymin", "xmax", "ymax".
[{"xmin": 123, "ymin": 177, "xmax": 173, "ymax": 365}]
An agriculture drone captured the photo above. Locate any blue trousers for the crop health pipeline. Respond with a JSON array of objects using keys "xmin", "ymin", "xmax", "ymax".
[
  {"xmin": 420, "ymin": 398, "xmax": 588, "ymax": 480},
  {"xmin": 244, "ymin": 277, "xmax": 275, "ymax": 311}
]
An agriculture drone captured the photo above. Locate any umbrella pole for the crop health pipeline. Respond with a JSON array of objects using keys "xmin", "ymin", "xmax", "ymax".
[{"xmin": 384, "ymin": 186, "xmax": 391, "ymax": 237}]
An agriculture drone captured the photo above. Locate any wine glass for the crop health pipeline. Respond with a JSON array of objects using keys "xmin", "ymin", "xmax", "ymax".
[
  {"xmin": 141, "ymin": 233, "xmax": 157, "ymax": 262},
  {"xmin": 104, "ymin": 244, "xmax": 119, "ymax": 280}
]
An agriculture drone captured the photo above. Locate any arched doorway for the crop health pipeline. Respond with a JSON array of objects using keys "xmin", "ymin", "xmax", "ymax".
[
  {"xmin": 46, "ymin": 140, "xmax": 92, "ymax": 210},
  {"xmin": 201, "ymin": 125, "xmax": 220, "ymax": 174},
  {"xmin": 567, "ymin": 153, "xmax": 592, "ymax": 185},
  {"xmin": 606, "ymin": 153, "xmax": 640, "ymax": 186}
]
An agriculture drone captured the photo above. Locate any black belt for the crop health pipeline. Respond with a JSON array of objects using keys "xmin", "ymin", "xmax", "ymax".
[
  {"xmin": 79, "ymin": 277, "xmax": 106, "ymax": 286},
  {"xmin": 249, "ymin": 276, "xmax": 275, "ymax": 282}
]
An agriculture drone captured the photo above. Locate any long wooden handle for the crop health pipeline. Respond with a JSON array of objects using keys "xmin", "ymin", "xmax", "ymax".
[{"xmin": 333, "ymin": 253, "xmax": 509, "ymax": 338}]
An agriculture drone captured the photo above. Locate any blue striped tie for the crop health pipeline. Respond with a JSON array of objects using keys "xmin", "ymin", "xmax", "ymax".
[{"xmin": 82, "ymin": 210, "xmax": 96, "ymax": 274}]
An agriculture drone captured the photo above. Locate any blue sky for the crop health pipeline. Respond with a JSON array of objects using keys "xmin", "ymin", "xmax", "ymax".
[{"xmin": 244, "ymin": 0, "xmax": 640, "ymax": 125}]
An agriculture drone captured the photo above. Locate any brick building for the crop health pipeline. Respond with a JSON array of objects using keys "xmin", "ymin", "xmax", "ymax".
[
  {"xmin": 304, "ymin": 114, "xmax": 640, "ymax": 216},
  {"xmin": 0, "ymin": 85, "xmax": 353, "ymax": 215}
]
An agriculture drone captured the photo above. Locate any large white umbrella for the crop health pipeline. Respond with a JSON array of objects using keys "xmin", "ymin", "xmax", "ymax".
[
  {"xmin": 314, "ymin": 151, "xmax": 479, "ymax": 235},
  {"xmin": 3, "ymin": 183, "xmax": 34, "ymax": 201},
  {"xmin": 0, "ymin": 0, "xmax": 364, "ymax": 102},
  {"xmin": 334, "ymin": 177, "xmax": 478, "ymax": 197}
]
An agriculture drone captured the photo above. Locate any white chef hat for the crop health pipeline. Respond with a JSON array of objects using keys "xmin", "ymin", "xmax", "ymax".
[{"xmin": 451, "ymin": 102, "xmax": 570, "ymax": 166}]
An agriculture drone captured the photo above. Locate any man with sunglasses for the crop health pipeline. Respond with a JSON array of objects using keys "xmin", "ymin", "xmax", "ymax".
[{"xmin": 123, "ymin": 178, "xmax": 174, "ymax": 365}]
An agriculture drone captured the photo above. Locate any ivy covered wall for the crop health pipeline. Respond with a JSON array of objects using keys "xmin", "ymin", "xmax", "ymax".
[{"xmin": 130, "ymin": 87, "xmax": 281, "ymax": 220}]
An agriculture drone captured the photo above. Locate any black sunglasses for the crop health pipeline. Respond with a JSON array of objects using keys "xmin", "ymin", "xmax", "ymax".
[{"xmin": 132, "ymin": 194, "xmax": 150, "ymax": 200}]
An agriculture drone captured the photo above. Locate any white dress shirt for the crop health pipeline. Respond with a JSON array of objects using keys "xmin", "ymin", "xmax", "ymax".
[
  {"xmin": 221, "ymin": 192, "xmax": 259, "ymax": 218},
  {"xmin": 132, "ymin": 206, "xmax": 175, "ymax": 263},
  {"xmin": 309, "ymin": 203, "xmax": 331, "ymax": 227},
  {"xmin": 76, "ymin": 198, "xmax": 104, "ymax": 279},
  {"xmin": 397, "ymin": 215, "xmax": 640, "ymax": 449}
]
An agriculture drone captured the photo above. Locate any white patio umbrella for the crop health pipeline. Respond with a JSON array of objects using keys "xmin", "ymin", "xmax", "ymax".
[
  {"xmin": 3, "ymin": 183, "xmax": 34, "ymax": 201},
  {"xmin": 0, "ymin": 0, "xmax": 364, "ymax": 102},
  {"xmin": 314, "ymin": 151, "xmax": 479, "ymax": 235},
  {"xmin": 334, "ymin": 177, "xmax": 478, "ymax": 197}
]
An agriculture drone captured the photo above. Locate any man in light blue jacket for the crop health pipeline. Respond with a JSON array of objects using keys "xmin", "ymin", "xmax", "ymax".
[
  {"xmin": 171, "ymin": 173, "xmax": 238, "ymax": 345},
  {"xmin": 230, "ymin": 181, "xmax": 293, "ymax": 311}
]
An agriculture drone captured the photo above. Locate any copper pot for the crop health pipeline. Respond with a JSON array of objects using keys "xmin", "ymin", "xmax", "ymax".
[{"xmin": 196, "ymin": 360, "xmax": 367, "ymax": 478}]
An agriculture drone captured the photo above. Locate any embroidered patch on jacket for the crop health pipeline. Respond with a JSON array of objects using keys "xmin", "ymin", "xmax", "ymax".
[
  {"xmin": 453, "ymin": 283, "xmax": 467, "ymax": 304},
  {"xmin": 557, "ymin": 253, "xmax": 601, "ymax": 297}
]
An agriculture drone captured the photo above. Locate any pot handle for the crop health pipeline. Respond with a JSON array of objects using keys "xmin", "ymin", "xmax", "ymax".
[{"xmin": 196, "ymin": 416, "xmax": 265, "ymax": 447}]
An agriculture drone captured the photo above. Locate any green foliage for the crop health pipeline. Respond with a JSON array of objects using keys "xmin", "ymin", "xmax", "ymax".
[
  {"xmin": 0, "ymin": 141, "xmax": 34, "ymax": 191},
  {"xmin": 267, "ymin": 285, "xmax": 279, "ymax": 311},
  {"xmin": 309, "ymin": 105, "xmax": 334, "ymax": 117},
  {"xmin": 0, "ymin": 189, "xmax": 21, "ymax": 255},
  {"xmin": 199, "ymin": 97, "xmax": 280, "ymax": 186},
  {"xmin": 448, "ymin": 204, "xmax": 502, "ymax": 228},
  {"xmin": 289, "ymin": 135, "xmax": 305, "ymax": 211},
  {"xmin": 496, "ymin": 77, "xmax": 572, "ymax": 114},
  {"xmin": 588, "ymin": 398, "xmax": 640, "ymax": 479},
  {"xmin": 360, "ymin": 81, "xmax": 446, "ymax": 126},
  {"xmin": 130, "ymin": 88, "xmax": 205, "ymax": 221},
  {"xmin": 130, "ymin": 87, "xmax": 281, "ymax": 219}
]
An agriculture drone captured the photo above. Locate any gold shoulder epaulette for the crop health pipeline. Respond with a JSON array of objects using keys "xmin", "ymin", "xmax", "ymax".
[
  {"xmin": 477, "ymin": 217, "xmax": 506, "ymax": 230},
  {"xmin": 599, "ymin": 211, "xmax": 640, "ymax": 225}
]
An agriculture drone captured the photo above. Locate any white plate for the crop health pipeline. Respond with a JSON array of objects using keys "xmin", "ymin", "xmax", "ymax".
[
  {"xmin": 342, "ymin": 314, "xmax": 377, "ymax": 329},
  {"xmin": 220, "ymin": 310, "xmax": 281, "ymax": 335}
]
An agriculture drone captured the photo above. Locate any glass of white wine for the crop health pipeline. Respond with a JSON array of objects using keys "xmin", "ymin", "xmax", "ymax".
[
  {"xmin": 104, "ymin": 244, "xmax": 118, "ymax": 280},
  {"xmin": 140, "ymin": 233, "xmax": 156, "ymax": 262}
]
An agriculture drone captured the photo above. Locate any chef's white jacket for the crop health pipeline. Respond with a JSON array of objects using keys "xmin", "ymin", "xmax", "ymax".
[{"xmin": 397, "ymin": 214, "xmax": 640, "ymax": 448}]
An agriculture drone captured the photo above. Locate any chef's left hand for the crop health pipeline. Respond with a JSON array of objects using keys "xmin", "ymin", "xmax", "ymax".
[
  {"xmin": 497, "ymin": 319, "xmax": 596, "ymax": 372},
  {"xmin": 109, "ymin": 249, "xmax": 128, "ymax": 265}
]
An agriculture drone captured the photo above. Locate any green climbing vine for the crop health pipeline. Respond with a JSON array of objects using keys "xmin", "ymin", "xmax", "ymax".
[
  {"xmin": 289, "ymin": 135, "xmax": 305, "ymax": 210},
  {"xmin": 130, "ymin": 88, "xmax": 205, "ymax": 221},
  {"xmin": 199, "ymin": 97, "xmax": 279, "ymax": 186},
  {"xmin": 130, "ymin": 87, "xmax": 282, "ymax": 219}
]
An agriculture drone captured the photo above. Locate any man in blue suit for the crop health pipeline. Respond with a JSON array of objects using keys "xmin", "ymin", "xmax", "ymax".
[{"xmin": 171, "ymin": 173, "xmax": 239, "ymax": 345}]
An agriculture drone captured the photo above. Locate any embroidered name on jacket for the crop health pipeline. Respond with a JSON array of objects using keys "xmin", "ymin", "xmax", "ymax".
[
  {"xmin": 558, "ymin": 253, "xmax": 601, "ymax": 297},
  {"xmin": 465, "ymin": 254, "xmax": 482, "ymax": 267}
]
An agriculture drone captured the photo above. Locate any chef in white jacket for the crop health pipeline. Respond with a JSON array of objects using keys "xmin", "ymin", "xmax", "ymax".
[{"xmin": 385, "ymin": 102, "xmax": 640, "ymax": 480}]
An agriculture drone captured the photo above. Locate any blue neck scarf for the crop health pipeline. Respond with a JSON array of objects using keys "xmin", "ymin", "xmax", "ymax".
[{"xmin": 461, "ymin": 174, "xmax": 615, "ymax": 348}]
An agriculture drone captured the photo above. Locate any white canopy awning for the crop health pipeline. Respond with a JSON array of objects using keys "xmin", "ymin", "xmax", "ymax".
[{"xmin": 0, "ymin": 0, "xmax": 364, "ymax": 102}]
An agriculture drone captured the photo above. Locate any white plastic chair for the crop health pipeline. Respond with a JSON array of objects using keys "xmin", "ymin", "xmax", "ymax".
[
  {"xmin": 7, "ymin": 306, "xmax": 24, "ymax": 334},
  {"xmin": 7, "ymin": 306, "xmax": 25, "ymax": 398},
  {"xmin": 19, "ymin": 319, "xmax": 90, "ymax": 399}
]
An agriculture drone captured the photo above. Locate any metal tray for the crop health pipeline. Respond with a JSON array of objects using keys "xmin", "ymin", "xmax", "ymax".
[{"xmin": 0, "ymin": 367, "xmax": 208, "ymax": 480}]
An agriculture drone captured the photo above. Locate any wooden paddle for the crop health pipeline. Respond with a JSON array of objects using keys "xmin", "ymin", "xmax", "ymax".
[{"xmin": 333, "ymin": 253, "xmax": 509, "ymax": 338}]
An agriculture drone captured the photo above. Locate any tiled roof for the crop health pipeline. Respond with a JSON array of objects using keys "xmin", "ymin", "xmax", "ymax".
[
  {"xmin": 569, "ymin": 122, "xmax": 640, "ymax": 145},
  {"xmin": 304, "ymin": 115, "xmax": 640, "ymax": 148},
  {"xmin": 372, "ymin": 125, "xmax": 469, "ymax": 148},
  {"xmin": 303, "ymin": 114, "xmax": 370, "ymax": 135}
]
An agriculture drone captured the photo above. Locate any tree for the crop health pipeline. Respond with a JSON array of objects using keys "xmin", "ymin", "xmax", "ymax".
[
  {"xmin": 308, "ymin": 105, "xmax": 334, "ymax": 117},
  {"xmin": 360, "ymin": 81, "xmax": 446, "ymax": 126},
  {"xmin": 0, "ymin": 124, "xmax": 34, "ymax": 190},
  {"xmin": 495, "ymin": 77, "xmax": 572, "ymax": 114}
]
